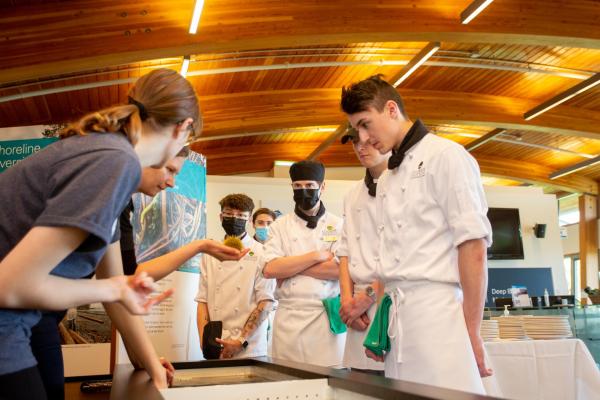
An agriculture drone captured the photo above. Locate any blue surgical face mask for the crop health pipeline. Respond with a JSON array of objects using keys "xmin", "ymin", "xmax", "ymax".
[{"xmin": 255, "ymin": 227, "xmax": 269, "ymax": 242}]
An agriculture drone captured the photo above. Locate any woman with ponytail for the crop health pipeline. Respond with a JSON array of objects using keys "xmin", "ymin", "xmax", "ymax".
[{"xmin": 0, "ymin": 68, "xmax": 207, "ymax": 399}]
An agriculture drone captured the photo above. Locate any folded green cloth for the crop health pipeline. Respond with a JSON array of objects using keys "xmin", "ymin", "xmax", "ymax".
[
  {"xmin": 363, "ymin": 293, "xmax": 392, "ymax": 356},
  {"xmin": 322, "ymin": 295, "xmax": 347, "ymax": 334}
]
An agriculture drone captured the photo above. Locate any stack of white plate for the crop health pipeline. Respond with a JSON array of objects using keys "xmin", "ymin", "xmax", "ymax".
[
  {"xmin": 480, "ymin": 320, "xmax": 500, "ymax": 341},
  {"xmin": 492, "ymin": 316, "xmax": 528, "ymax": 340},
  {"xmin": 522, "ymin": 315, "xmax": 573, "ymax": 340}
]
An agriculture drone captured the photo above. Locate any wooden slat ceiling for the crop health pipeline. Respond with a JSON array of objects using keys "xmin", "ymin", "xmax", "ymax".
[{"xmin": 1, "ymin": 0, "xmax": 600, "ymax": 194}]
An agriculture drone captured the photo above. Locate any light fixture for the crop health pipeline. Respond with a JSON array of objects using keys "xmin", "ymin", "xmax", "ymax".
[
  {"xmin": 180, "ymin": 56, "xmax": 190, "ymax": 77},
  {"xmin": 460, "ymin": 0, "xmax": 494, "ymax": 24},
  {"xmin": 274, "ymin": 160, "xmax": 294, "ymax": 167},
  {"xmin": 393, "ymin": 42, "xmax": 440, "ymax": 87},
  {"xmin": 549, "ymin": 155, "xmax": 600, "ymax": 180},
  {"xmin": 524, "ymin": 73, "xmax": 600, "ymax": 120},
  {"xmin": 188, "ymin": 0, "xmax": 205, "ymax": 34}
]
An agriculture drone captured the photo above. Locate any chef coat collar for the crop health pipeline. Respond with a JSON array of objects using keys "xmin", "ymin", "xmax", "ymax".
[
  {"xmin": 294, "ymin": 201, "xmax": 326, "ymax": 229},
  {"xmin": 388, "ymin": 119, "xmax": 428, "ymax": 170},
  {"xmin": 364, "ymin": 169, "xmax": 377, "ymax": 197}
]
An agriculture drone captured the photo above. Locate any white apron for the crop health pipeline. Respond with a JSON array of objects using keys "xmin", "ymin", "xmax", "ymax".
[
  {"xmin": 342, "ymin": 283, "xmax": 384, "ymax": 370},
  {"xmin": 272, "ymin": 297, "xmax": 345, "ymax": 367},
  {"xmin": 384, "ymin": 280, "xmax": 485, "ymax": 395}
]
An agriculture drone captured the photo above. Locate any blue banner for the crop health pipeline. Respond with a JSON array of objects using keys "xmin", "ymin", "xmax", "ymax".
[{"xmin": 0, "ymin": 138, "xmax": 57, "ymax": 172}]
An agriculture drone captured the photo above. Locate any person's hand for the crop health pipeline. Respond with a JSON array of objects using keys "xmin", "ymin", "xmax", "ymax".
[
  {"xmin": 469, "ymin": 332, "xmax": 493, "ymax": 377},
  {"xmin": 313, "ymin": 250, "xmax": 334, "ymax": 263},
  {"xmin": 340, "ymin": 293, "xmax": 374, "ymax": 325},
  {"xmin": 216, "ymin": 338, "xmax": 243, "ymax": 359},
  {"xmin": 365, "ymin": 348, "xmax": 385, "ymax": 362},
  {"xmin": 159, "ymin": 357, "xmax": 175, "ymax": 387},
  {"xmin": 150, "ymin": 365, "xmax": 168, "ymax": 389},
  {"xmin": 202, "ymin": 239, "xmax": 249, "ymax": 261},
  {"xmin": 348, "ymin": 313, "xmax": 370, "ymax": 331},
  {"xmin": 114, "ymin": 272, "xmax": 173, "ymax": 315}
]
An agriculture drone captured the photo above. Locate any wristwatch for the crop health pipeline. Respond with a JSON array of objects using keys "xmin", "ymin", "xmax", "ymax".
[
  {"xmin": 238, "ymin": 336, "xmax": 249, "ymax": 349},
  {"xmin": 365, "ymin": 285, "xmax": 376, "ymax": 300}
]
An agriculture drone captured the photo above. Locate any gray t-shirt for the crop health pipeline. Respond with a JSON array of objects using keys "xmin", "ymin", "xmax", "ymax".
[{"xmin": 0, "ymin": 132, "xmax": 141, "ymax": 375}]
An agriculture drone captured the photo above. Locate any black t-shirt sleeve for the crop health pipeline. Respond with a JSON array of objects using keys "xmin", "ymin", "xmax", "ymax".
[{"xmin": 35, "ymin": 148, "xmax": 141, "ymax": 252}]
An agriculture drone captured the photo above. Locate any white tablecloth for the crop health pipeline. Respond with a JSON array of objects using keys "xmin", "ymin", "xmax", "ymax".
[{"xmin": 482, "ymin": 338, "xmax": 600, "ymax": 400}]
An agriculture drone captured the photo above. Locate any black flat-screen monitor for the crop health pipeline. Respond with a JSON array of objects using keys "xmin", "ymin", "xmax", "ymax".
[{"xmin": 487, "ymin": 207, "xmax": 525, "ymax": 260}]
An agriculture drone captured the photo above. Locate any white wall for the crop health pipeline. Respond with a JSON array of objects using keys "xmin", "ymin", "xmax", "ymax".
[
  {"xmin": 205, "ymin": 175, "xmax": 356, "ymax": 240},
  {"xmin": 484, "ymin": 186, "xmax": 567, "ymax": 294},
  {"xmin": 0, "ymin": 125, "xmax": 46, "ymax": 140}
]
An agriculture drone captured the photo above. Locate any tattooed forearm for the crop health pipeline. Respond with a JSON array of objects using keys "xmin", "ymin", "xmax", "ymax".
[{"xmin": 241, "ymin": 300, "xmax": 274, "ymax": 337}]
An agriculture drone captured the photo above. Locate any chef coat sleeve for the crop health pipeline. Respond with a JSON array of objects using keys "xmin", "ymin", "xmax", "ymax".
[
  {"xmin": 194, "ymin": 254, "xmax": 209, "ymax": 303},
  {"xmin": 432, "ymin": 145, "xmax": 492, "ymax": 248},
  {"xmin": 253, "ymin": 254, "xmax": 276, "ymax": 303},
  {"xmin": 260, "ymin": 220, "xmax": 286, "ymax": 272}
]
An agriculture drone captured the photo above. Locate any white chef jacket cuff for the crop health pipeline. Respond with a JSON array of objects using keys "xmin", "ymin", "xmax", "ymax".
[
  {"xmin": 450, "ymin": 211, "xmax": 492, "ymax": 248},
  {"xmin": 194, "ymin": 292, "xmax": 207, "ymax": 303}
]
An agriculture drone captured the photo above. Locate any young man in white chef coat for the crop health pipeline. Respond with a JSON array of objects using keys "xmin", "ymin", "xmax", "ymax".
[
  {"xmin": 341, "ymin": 75, "xmax": 493, "ymax": 394},
  {"xmin": 262, "ymin": 160, "xmax": 346, "ymax": 367},
  {"xmin": 337, "ymin": 128, "xmax": 388, "ymax": 374},
  {"xmin": 195, "ymin": 194, "xmax": 276, "ymax": 359}
]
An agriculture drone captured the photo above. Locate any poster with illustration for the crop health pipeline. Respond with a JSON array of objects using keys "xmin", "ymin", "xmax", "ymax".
[{"xmin": 129, "ymin": 151, "xmax": 207, "ymax": 362}]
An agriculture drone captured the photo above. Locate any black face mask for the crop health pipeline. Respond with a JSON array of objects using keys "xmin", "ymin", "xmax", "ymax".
[
  {"xmin": 222, "ymin": 217, "xmax": 246, "ymax": 236},
  {"xmin": 293, "ymin": 188, "xmax": 320, "ymax": 210}
]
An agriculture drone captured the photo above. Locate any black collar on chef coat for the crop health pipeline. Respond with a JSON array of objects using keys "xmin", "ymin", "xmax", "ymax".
[
  {"xmin": 387, "ymin": 119, "xmax": 428, "ymax": 170},
  {"xmin": 294, "ymin": 201, "xmax": 326, "ymax": 229},
  {"xmin": 364, "ymin": 169, "xmax": 377, "ymax": 197}
]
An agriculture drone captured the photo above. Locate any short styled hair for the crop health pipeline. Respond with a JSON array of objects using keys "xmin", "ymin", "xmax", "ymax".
[
  {"xmin": 252, "ymin": 208, "xmax": 277, "ymax": 224},
  {"xmin": 219, "ymin": 194, "xmax": 255, "ymax": 213},
  {"xmin": 340, "ymin": 74, "xmax": 408, "ymax": 118}
]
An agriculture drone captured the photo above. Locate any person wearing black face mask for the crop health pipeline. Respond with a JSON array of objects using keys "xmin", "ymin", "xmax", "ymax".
[
  {"xmin": 196, "ymin": 194, "xmax": 276, "ymax": 360},
  {"xmin": 262, "ymin": 160, "xmax": 346, "ymax": 367}
]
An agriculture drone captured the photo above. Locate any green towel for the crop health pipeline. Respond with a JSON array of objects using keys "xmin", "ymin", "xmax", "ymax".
[
  {"xmin": 322, "ymin": 295, "xmax": 347, "ymax": 334},
  {"xmin": 363, "ymin": 293, "xmax": 392, "ymax": 356}
]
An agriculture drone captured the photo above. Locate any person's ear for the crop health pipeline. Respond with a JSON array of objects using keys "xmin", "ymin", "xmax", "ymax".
[
  {"xmin": 320, "ymin": 181, "xmax": 326, "ymax": 194},
  {"xmin": 173, "ymin": 117, "xmax": 194, "ymax": 140},
  {"xmin": 219, "ymin": 213, "xmax": 224, "ymax": 223}
]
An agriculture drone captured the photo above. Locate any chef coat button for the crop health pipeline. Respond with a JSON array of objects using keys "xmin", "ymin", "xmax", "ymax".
[
  {"xmin": 240, "ymin": 265, "xmax": 243, "ymax": 270},
  {"xmin": 395, "ymin": 255, "xmax": 400, "ymax": 261},
  {"xmin": 293, "ymin": 237, "xmax": 298, "ymax": 241},
  {"xmin": 234, "ymin": 307, "xmax": 239, "ymax": 312},
  {"xmin": 401, "ymin": 186, "xmax": 406, "ymax": 192},
  {"xmin": 356, "ymin": 234, "xmax": 360, "ymax": 239},
  {"xmin": 409, "ymin": 154, "xmax": 414, "ymax": 159},
  {"xmin": 374, "ymin": 256, "xmax": 380, "ymax": 262},
  {"xmin": 378, "ymin": 225, "xmax": 384, "ymax": 231},
  {"xmin": 292, "ymin": 282, "xmax": 296, "ymax": 286},
  {"xmin": 237, "ymin": 286, "xmax": 241, "ymax": 291},
  {"xmin": 357, "ymin": 208, "xmax": 361, "ymax": 212},
  {"xmin": 397, "ymin": 222, "xmax": 402, "ymax": 228}
]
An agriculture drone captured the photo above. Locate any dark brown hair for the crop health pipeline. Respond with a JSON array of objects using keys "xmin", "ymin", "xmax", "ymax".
[
  {"xmin": 252, "ymin": 208, "xmax": 277, "ymax": 224},
  {"xmin": 219, "ymin": 194, "xmax": 255, "ymax": 213},
  {"xmin": 176, "ymin": 145, "xmax": 190, "ymax": 158},
  {"xmin": 340, "ymin": 74, "xmax": 408, "ymax": 118},
  {"xmin": 60, "ymin": 68, "xmax": 202, "ymax": 144}
]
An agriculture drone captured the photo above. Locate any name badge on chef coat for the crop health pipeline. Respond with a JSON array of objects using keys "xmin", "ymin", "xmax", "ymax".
[
  {"xmin": 322, "ymin": 225, "xmax": 339, "ymax": 242},
  {"xmin": 245, "ymin": 250, "xmax": 258, "ymax": 261},
  {"xmin": 411, "ymin": 161, "xmax": 426, "ymax": 179}
]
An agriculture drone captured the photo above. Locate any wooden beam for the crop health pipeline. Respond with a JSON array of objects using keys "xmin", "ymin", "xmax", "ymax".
[
  {"xmin": 579, "ymin": 195, "xmax": 599, "ymax": 291},
  {"xmin": 1, "ymin": 0, "xmax": 600, "ymax": 84},
  {"xmin": 465, "ymin": 128, "xmax": 506, "ymax": 151},
  {"xmin": 307, "ymin": 123, "xmax": 349, "ymax": 161},
  {"xmin": 524, "ymin": 74, "xmax": 600, "ymax": 120}
]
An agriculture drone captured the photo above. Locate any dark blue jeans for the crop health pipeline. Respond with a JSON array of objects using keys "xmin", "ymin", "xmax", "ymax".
[{"xmin": 30, "ymin": 311, "xmax": 66, "ymax": 400}]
